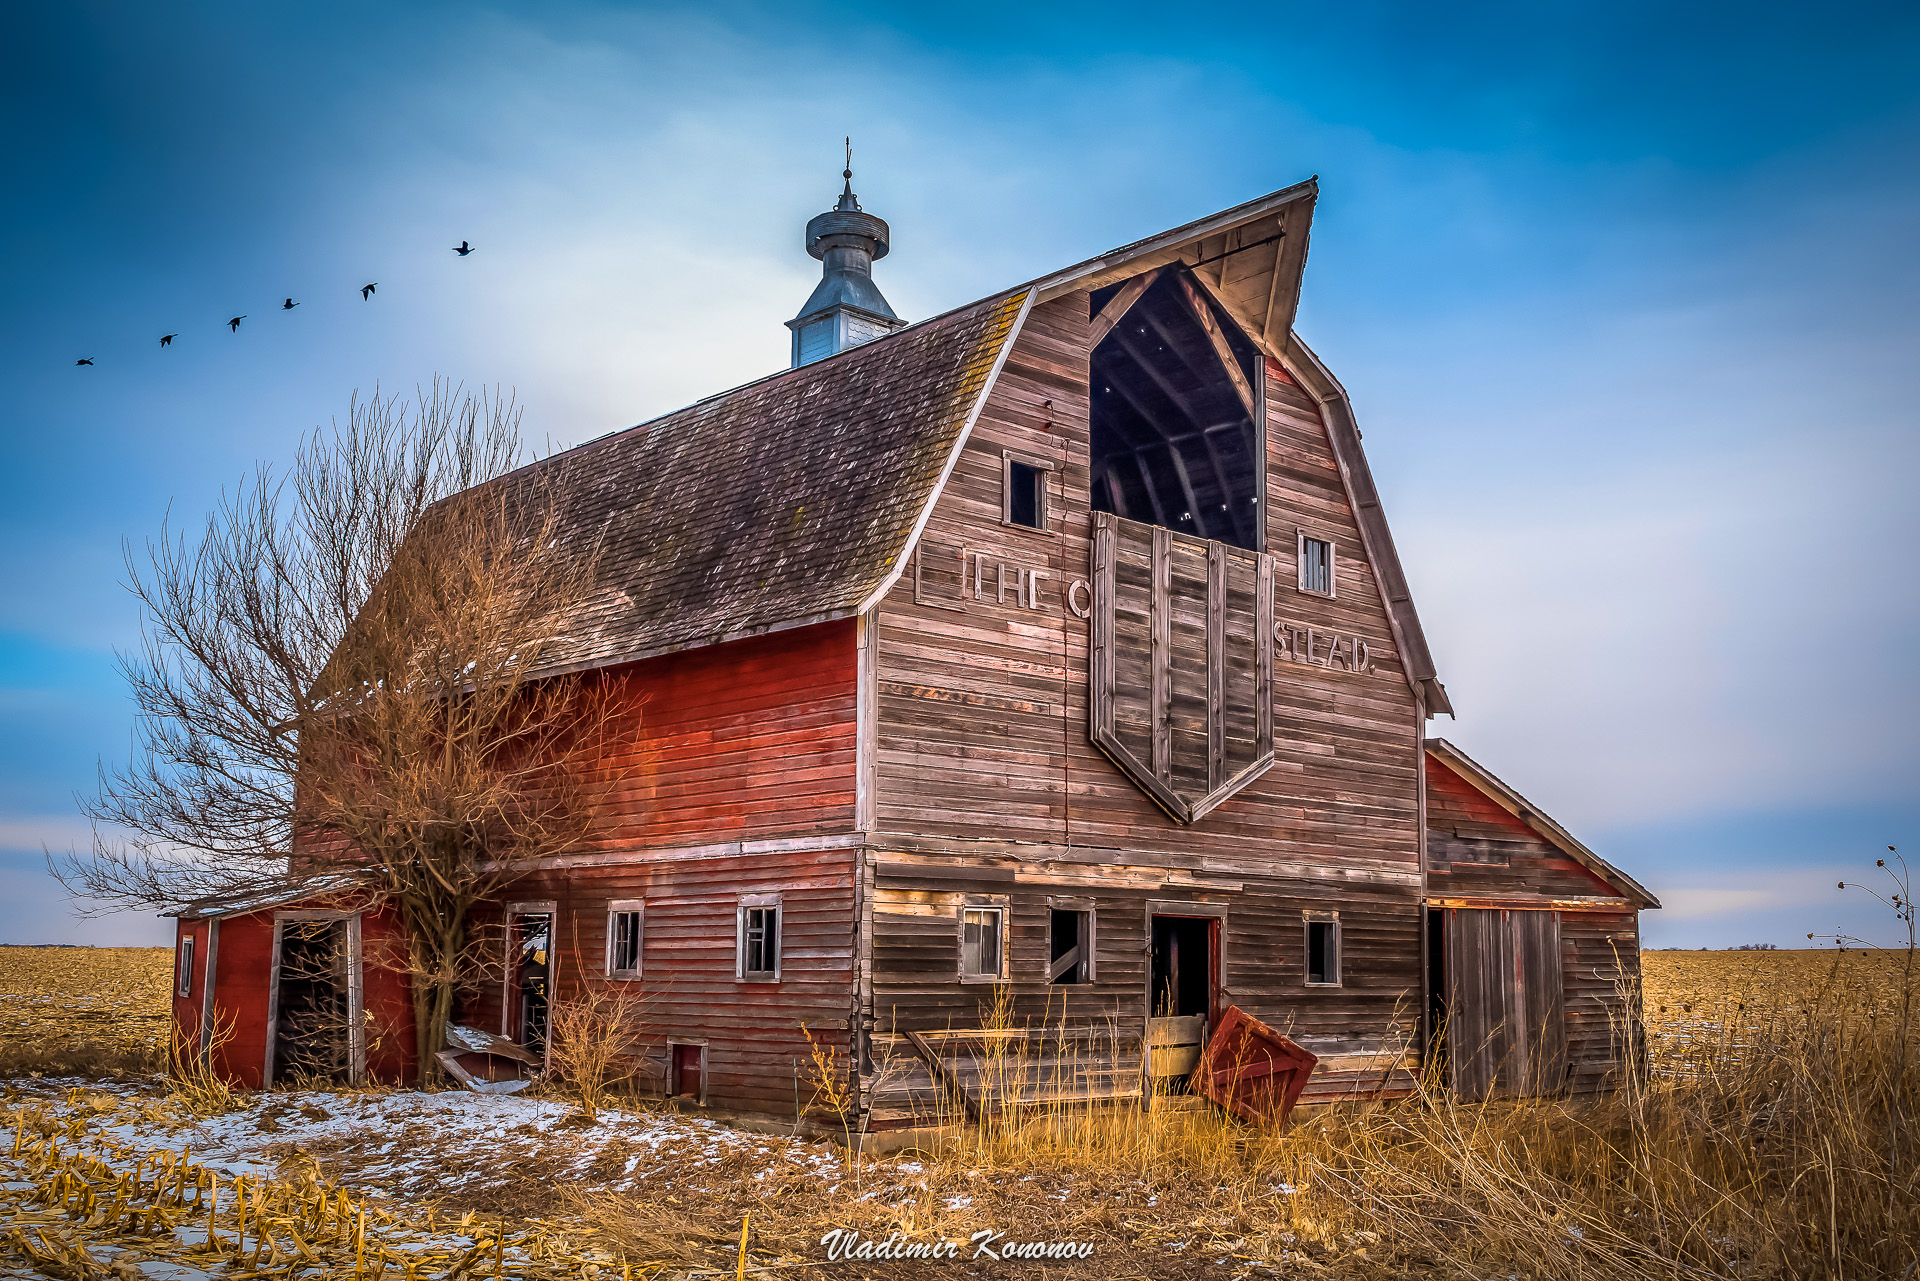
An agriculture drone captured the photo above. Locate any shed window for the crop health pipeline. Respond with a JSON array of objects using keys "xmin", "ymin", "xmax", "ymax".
[
  {"xmin": 737, "ymin": 902, "xmax": 781, "ymax": 980},
  {"xmin": 960, "ymin": 907, "xmax": 1004, "ymax": 980},
  {"xmin": 605, "ymin": 901, "xmax": 643, "ymax": 979},
  {"xmin": 1299, "ymin": 534, "xmax": 1335, "ymax": 597},
  {"xmin": 176, "ymin": 935, "xmax": 195, "ymax": 998},
  {"xmin": 1048, "ymin": 909, "xmax": 1092, "ymax": 984},
  {"xmin": 1305, "ymin": 915, "xmax": 1341, "ymax": 986},
  {"xmin": 1005, "ymin": 457, "xmax": 1047, "ymax": 530}
]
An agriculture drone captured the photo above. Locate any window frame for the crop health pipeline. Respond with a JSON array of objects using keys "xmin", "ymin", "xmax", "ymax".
[
  {"xmin": 176, "ymin": 934, "xmax": 195, "ymax": 998},
  {"xmin": 605, "ymin": 900, "xmax": 645, "ymax": 980},
  {"xmin": 1296, "ymin": 530, "xmax": 1338, "ymax": 599},
  {"xmin": 957, "ymin": 898, "xmax": 1010, "ymax": 983},
  {"xmin": 735, "ymin": 894, "xmax": 783, "ymax": 982},
  {"xmin": 1001, "ymin": 450, "xmax": 1056, "ymax": 535},
  {"xmin": 1304, "ymin": 911, "xmax": 1342, "ymax": 987},
  {"xmin": 1047, "ymin": 898, "xmax": 1096, "ymax": 985}
]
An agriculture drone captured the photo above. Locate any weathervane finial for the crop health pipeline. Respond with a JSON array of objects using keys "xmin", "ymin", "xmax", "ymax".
[{"xmin": 836, "ymin": 136, "xmax": 860, "ymax": 211}]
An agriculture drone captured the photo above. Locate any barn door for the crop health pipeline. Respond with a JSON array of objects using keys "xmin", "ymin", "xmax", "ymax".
[{"xmin": 1442, "ymin": 908, "xmax": 1565, "ymax": 1101}]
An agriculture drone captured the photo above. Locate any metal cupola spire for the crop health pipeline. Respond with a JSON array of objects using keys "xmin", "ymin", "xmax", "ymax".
[{"xmin": 786, "ymin": 139, "xmax": 908, "ymax": 368}]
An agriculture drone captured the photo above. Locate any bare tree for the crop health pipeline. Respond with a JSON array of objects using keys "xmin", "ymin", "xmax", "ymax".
[{"xmin": 56, "ymin": 380, "xmax": 624, "ymax": 1083}]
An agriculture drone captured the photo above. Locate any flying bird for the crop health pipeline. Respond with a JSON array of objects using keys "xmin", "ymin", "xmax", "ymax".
[
  {"xmin": 75, "ymin": 357, "xmax": 94, "ymax": 366},
  {"xmin": 452, "ymin": 240, "xmax": 474, "ymax": 256},
  {"xmin": 360, "ymin": 283, "xmax": 377, "ymax": 300},
  {"xmin": 160, "ymin": 334, "xmax": 177, "ymax": 347},
  {"xmin": 281, "ymin": 298, "xmax": 299, "ymax": 310},
  {"xmin": 227, "ymin": 316, "xmax": 246, "ymax": 332}
]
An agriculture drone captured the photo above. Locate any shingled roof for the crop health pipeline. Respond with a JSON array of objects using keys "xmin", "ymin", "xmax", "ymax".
[{"xmin": 510, "ymin": 289, "xmax": 1030, "ymax": 676}]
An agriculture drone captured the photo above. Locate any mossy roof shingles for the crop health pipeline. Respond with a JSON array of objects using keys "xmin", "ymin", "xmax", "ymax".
[{"xmin": 509, "ymin": 289, "xmax": 1028, "ymax": 676}]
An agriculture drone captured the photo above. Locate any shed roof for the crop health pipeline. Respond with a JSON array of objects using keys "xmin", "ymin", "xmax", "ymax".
[
  {"xmin": 1426, "ymin": 739, "xmax": 1660, "ymax": 909},
  {"xmin": 164, "ymin": 874, "xmax": 371, "ymax": 921}
]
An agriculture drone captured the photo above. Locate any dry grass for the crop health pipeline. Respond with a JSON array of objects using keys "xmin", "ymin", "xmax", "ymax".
[
  {"xmin": 5, "ymin": 944, "xmax": 1915, "ymax": 1278},
  {"xmin": 0, "ymin": 946, "xmax": 170, "ymax": 1079},
  {"xmin": 574, "ymin": 947, "xmax": 1918, "ymax": 1279}
]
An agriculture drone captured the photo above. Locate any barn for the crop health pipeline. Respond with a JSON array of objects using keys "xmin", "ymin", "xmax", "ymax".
[{"xmin": 173, "ymin": 174, "xmax": 1657, "ymax": 1125}]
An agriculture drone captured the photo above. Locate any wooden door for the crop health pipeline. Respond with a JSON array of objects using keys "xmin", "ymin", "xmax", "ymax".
[
  {"xmin": 671, "ymin": 1043, "xmax": 705, "ymax": 1103},
  {"xmin": 1146, "ymin": 915, "xmax": 1217, "ymax": 1079},
  {"xmin": 1443, "ymin": 908, "xmax": 1565, "ymax": 1100}
]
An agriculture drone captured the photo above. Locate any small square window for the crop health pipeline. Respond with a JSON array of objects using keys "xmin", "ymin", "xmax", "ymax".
[
  {"xmin": 960, "ymin": 907, "xmax": 1004, "ymax": 980},
  {"xmin": 1298, "ymin": 534, "xmax": 1336, "ymax": 597},
  {"xmin": 1305, "ymin": 916, "xmax": 1341, "ymax": 986},
  {"xmin": 176, "ymin": 936, "xmax": 195, "ymax": 998},
  {"xmin": 1003, "ymin": 454, "xmax": 1052, "ymax": 531},
  {"xmin": 606, "ymin": 902, "xmax": 643, "ymax": 978},
  {"xmin": 1048, "ymin": 909, "xmax": 1092, "ymax": 984},
  {"xmin": 738, "ymin": 903, "xmax": 781, "ymax": 980}
]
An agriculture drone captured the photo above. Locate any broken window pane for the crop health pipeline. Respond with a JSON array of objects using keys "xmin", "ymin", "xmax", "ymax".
[
  {"xmin": 1307, "ymin": 919, "xmax": 1340, "ymax": 986},
  {"xmin": 1049, "ymin": 909, "xmax": 1090, "ymax": 984},
  {"xmin": 961, "ymin": 907, "xmax": 1003, "ymax": 979},
  {"xmin": 1090, "ymin": 265, "xmax": 1263, "ymax": 551},
  {"xmin": 608, "ymin": 909, "xmax": 642, "ymax": 976},
  {"xmin": 741, "ymin": 906, "xmax": 780, "ymax": 978},
  {"xmin": 1300, "ymin": 536, "xmax": 1334, "ymax": 596},
  {"xmin": 1007, "ymin": 460, "xmax": 1044, "ymax": 529}
]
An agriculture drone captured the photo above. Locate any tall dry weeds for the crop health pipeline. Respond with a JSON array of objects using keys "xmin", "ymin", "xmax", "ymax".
[{"xmin": 546, "ymin": 985, "xmax": 652, "ymax": 1122}]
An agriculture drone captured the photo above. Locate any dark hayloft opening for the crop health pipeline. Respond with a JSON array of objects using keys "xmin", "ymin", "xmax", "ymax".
[{"xmin": 1089, "ymin": 265, "xmax": 1263, "ymax": 551}]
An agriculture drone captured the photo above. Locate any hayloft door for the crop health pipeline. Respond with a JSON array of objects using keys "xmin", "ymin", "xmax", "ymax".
[
  {"xmin": 1145, "ymin": 911, "xmax": 1220, "ymax": 1086},
  {"xmin": 1440, "ymin": 908, "xmax": 1567, "ymax": 1100}
]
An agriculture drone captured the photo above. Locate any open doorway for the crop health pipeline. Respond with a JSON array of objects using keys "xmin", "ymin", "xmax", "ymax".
[
  {"xmin": 1089, "ymin": 264, "xmax": 1265, "ymax": 551},
  {"xmin": 268, "ymin": 914, "xmax": 361, "ymax": 1085},
  {"xmin": 506, "ymin": 910, "xmax": 554, "ymax": 1061},
  {"xmin": 1146, "ymin": 912, "xmax": 1218, "ymax": 1087}
]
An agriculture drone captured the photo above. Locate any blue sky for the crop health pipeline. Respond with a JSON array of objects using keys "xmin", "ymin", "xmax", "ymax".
[{"xmin": 2, "ymin": 1, "xmax": 1915, "ymax": 947}]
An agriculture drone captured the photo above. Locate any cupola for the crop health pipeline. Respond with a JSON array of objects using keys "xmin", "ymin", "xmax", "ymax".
[{"xmin": 786, "ymin": 151, "xmax": 907, "ymax": 367}]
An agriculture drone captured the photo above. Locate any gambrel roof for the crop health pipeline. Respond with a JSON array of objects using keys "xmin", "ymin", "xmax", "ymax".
[
  {"xmin": 513, "ymin": 291, "xmax": 1030, "ymax": 674},
  {"xmin": 491, "ymin": 179, "xmax": 1450, "ymax": 713}
]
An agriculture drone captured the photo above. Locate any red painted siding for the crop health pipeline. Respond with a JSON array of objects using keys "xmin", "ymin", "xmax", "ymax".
[{"xmin": 580, "ymin": 622, "xmax": 859, "ymax": 851}]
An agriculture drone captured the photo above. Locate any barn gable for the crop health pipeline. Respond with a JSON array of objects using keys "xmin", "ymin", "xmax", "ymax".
[{"xmin": 1426, "ymin": 738, "xmax": 1659, "ymax": 908}]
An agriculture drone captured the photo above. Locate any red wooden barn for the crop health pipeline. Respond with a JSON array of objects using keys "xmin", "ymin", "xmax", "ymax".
[{"xmin": 175, "ymin": 175, "xmax": 1658, "ymax": 1125}]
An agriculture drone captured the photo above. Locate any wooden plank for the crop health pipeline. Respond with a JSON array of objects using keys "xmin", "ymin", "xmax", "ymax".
[
  {"xmin": 1256, "ymin": 551, "xmax": 1274, "ymax": 751},
  {"xmin": 1088, "ymin": 269, "xmax": 1161, "ymax": 347},
  {"xmin": 903, "ymin": 1029, "xmax": 981, "ymax": 1122},
  {"xmin": 1207, "ymin": 539, "xmax": 1226, "ymax": 792},
  {"xmin": 1150, "ymin": 525, "xmax": 1172, "ymax": 784},
  {"xmin": 1174, "ymin": 271, "xmax": 1258, "ymax": 421}
]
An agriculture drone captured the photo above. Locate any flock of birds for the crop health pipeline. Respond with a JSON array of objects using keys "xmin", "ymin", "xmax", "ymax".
[{"xmin": 71, "ymin": 241, "xmax": 478, "ymax": 366}]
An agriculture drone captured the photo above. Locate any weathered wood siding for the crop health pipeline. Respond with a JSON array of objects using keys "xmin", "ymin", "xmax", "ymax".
[
  {"xmin": 468, "ymin": 842, "xmax": 859, "ymax": 1121},
  {"xmin": 452, "ymin": 621, "xmax": 865, "ymax": 1119},
  {"xmin": 1425, "ymin": 752, "xmax": 1642, "ymax": 1096},
  {"xmin": 580, "ymin": 622, "xmax": 860, "ymax": 852},
  {"xmin": 1426, "ymin": 755, "xmax": 1619, "ymax": 903},
  {"xmin": 866, "ymin": 291, "xmax": 1426, "ymax": 1119}
]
